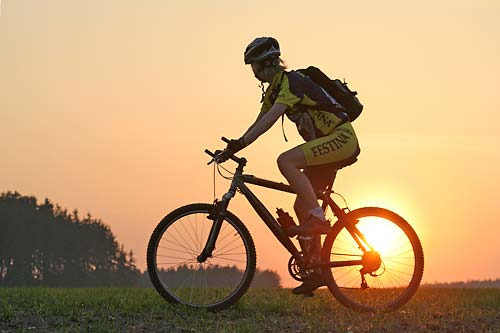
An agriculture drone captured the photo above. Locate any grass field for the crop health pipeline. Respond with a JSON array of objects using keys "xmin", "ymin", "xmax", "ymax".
[{"xmin": 1, "ymin": 287, "xmax": 499, "ymax": 332}]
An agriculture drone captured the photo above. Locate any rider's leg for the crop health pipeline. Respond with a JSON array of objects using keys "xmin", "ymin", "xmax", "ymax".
[
  {"xmin": 278, "ymin": 148, "xmax": 326, "ymax": 268},
  {"xmin": 293, "ymin": 196, "xmax": 309, "ymax": 224},
  {"xmin": 277, "ymin": 147, "xmax": 326, "ymax": 221},
  {"xmin": 293, "ymin": 197, "xmax": 322, "ymax": 267},
  {"xmin": 285, "ymin": 122, "xmax": 360, "ymax": 294}
]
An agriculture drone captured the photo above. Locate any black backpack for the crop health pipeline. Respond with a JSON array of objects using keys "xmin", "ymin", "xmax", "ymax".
[{"xmin": 297, "ymin": 66, "xmax": 363, "ymax": 122}]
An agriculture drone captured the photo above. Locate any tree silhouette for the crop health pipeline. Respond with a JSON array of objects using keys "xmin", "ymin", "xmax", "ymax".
[
  {"xmin": 0, "ymin": 191, "xmax": 140, "ymax": 286},
  {"xmin": 137, "ymin": 266, "xmax": 281, "ymax": 288}
]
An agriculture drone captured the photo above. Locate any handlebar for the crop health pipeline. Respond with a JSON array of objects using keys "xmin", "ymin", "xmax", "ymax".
[
  {"xmin": 204, "ymin": 137, "xmax": 246, "ymax": 166},
  {"xmin": 204, "ymin": 149, "xmax": 216, "ymax": 158}
]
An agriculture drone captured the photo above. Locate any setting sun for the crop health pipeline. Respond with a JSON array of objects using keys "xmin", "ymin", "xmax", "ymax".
[{"xmin": 357, "ymin": 216, "xmax": 407, "ymax": 257}]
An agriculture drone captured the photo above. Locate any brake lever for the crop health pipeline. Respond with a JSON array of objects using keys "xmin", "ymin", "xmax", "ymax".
[
  {"xmin": 207, "ymin": 149, "xmax": 225, "ymax": 165},
  {"xmin": 205, "ymin": 149, "xmax": 217, "ymax": 165}
]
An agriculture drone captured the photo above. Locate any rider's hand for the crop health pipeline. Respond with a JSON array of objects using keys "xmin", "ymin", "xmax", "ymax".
[
  {"xmin": 214, "ymin": 150, "xmax": 230, "ymax": 163},
  {"xmin": 225, "ymin": 137, "xmax": 247, "ymax": 154},
  {"xmin": 214, "ymin": 138, "xmax": 247, "ymax": 164}
]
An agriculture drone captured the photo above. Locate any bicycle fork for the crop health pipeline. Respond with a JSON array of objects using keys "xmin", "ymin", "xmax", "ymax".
[
  {"xmin": 195, "ymin": 198, "xmax": 229, "ymax": 263},
  {"xmin": 196, "ymin": 171, "xmax": 239, "ymax": 263}
]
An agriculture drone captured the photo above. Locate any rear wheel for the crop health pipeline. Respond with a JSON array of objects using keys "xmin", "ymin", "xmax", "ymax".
[
  {"xmin": 322, "ymin": 207, "xmax": 424, "ymax": 311},
  {"xmin": 147, "ymin": 203, "xmax": 256, "ymax": 311}
]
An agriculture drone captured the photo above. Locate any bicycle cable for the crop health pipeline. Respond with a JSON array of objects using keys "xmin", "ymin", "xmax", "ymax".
[
  {"xmin": 332, "ymin": 190, "xmax": 350, "ymax": 211},
  {"xmin": 212, "ymin": 161, "xmax": 217, "ymax": 201},
  {"xmin": 211, "ymin": 154, "xmax": 237, "ymax": 201},
  {"xmin": 216, "ymin": 163, "xmax": 235, "ymax": 180},
  {"xmin": 212, "ymin": 163, "xmax": 233, "ymax": 201}
]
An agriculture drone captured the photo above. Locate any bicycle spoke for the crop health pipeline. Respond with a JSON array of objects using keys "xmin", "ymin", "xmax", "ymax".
[
  {"xmin": 200, "ymin": 216, "xmax": 206, "ymax": 254},
  {"xmin": 385, "ymin": 266, "xmax": 414, "ymax": 276},
  {"xmin": 386, "ymin": 248, "xmax": 415, "ymax": 259},
  {"xmin": 168, "ymin": 268, "xmax": 194, "ymax": 290},
  {"xmin": 179, "ymin": 216, "xmax": 199, "ymax": 253},
  {"xmin": 382, "ymin": 257, "xmax": 415, "ymax": 266},
  {"xmin": 165, "ymin": 225, "xmax": 198, "ymax": 255},
  {"xmin": 157, "ymin": 243, "xmax": 197, "ymax": 256},
  {"xmin": 214, "ymin": 243, "xmax": 245, "ymax": 257},
  {"xmin": 214, "ymin": 235, "xmax": 244, "ymax": 254},
  {"xmin": 190, "ymin": 214, "xmax": 201, "ymax": 253},
  {"xmin": 215, "ymin": 230, "xmax": 241, "ymax": 249},
  {"xmin": 333, "ymin": 266, "xmax": 359, "ymax": 283},
  {"xmin": 157, "ymin": 246, "xmax": 196, "ymax": 255},
  {"xmin": 343, "ymin": 270, "xmax": 363, "ymax": 288},
  {"xmin": 188, "ymin": 265, "xmax": 200, "ymax": 303},
  {"xmin": 156, "ymin": 258, "xmax": 197, "ymax": 267},
  {"xmin": 157, "ymin": 254, "xmax": 195, "ymax": 261},
  {"xmin": 384, "ymin": 269, "xmax": 399, "ymax": 287},
  {"xmin": 160, "ymin": 237, "xmax": 197, "ymax": 256},
  {"xmin": 331, "ymin": 252, "xmax": 363, "ymax": 257},
  {"xmin": 323, "ymin": 208, "xmax": 423, "ymax": 310},
  {"xmin": 211, "ymin": 256, "xmax": 248, "ymax": 263},
  {"xmin": 385, "ymin": 270, "xmax": 411, "ymax": 285}
]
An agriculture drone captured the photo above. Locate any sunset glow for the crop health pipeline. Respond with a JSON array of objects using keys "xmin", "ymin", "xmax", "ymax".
[
  {"xmin": 1, "ymin": 0, "xmax": 500, "ymax": 288},
  {"xmin": 357, "ymin": 217, "xmax": 407, "ymax": 257}
]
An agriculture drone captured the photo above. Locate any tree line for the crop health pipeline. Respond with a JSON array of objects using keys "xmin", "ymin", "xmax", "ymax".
[
  {"xmin": 425, "ymin": 279, "xmax": 500, "ymax": 288},
  {"xmin": 136, "ymin": 266, "xmax": 281, "ymax": 288},
  {"xmin": 0, "ymin": 192, "xmax": 282, "ymax": 288},
  {"xmin": 0, "ymin": 191, "xmax": 140, "ymax": 287}
]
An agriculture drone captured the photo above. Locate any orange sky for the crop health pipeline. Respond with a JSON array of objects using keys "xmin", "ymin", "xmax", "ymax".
[{"xmin": 1, "ymin": 0, "xmax": 500, "ymax": 287}]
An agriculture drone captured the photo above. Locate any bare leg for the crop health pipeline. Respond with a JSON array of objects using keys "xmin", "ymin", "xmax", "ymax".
[
  {"xmin": 277, "ymin": 147, "xmax": 320, "ymax": 213},
  {"xmin": 279, "ymin": 148, "xmax": 323, "ymax": 266},
  {"xmin": 293, "ymin": 196, "xmax": 309, "ymax": 224}
]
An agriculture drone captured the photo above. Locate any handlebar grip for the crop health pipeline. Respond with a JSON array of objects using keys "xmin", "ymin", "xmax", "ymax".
[
  {"xmin": 205, "ymin": 149, "xmax": 215, "ymax": 157},
  {"xmin": 221, "ymin": 137, "xmax": 230, "ymax": 144}
]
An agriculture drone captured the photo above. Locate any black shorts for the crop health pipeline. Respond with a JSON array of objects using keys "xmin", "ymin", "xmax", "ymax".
[{"xmin": 303, "ymin": 164, "xmax": 338, "ymax": 191}]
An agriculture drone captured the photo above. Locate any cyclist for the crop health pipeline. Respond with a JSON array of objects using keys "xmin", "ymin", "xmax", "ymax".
[{"xmin": 219, "ymin": 37, "xmax": 360, "ymax": 295}]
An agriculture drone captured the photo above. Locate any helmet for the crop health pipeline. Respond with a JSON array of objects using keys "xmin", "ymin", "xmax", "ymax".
[{"xmin": 244, "ymin": 37, "xmax": 280, "ymax": 64}]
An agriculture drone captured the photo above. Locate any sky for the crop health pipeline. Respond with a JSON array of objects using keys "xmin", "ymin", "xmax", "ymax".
[{"xmin": 1, "ymin": 0, "xmax": 499, "ymax": 287}]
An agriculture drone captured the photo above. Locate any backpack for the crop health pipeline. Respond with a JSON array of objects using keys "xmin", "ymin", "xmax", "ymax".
[{"xmin": 297, "ymin": 66, "xmax": 363, "ymax": 122}]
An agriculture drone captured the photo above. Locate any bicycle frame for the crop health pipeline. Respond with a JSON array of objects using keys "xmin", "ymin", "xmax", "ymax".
[{"xmin": 198, "ymin": 153, "xmax": 372, "ymax": 270}]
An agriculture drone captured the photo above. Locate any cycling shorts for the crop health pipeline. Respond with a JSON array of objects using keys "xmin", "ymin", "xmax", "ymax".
[{"xmin": 299, "ymin": 121, "xmax": 360, "ymax": 167}]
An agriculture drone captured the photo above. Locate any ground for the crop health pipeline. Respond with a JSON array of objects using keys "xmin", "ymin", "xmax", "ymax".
[{"xmin": 1, "ymin": 287, "xmax": 499, "ymax": 332}]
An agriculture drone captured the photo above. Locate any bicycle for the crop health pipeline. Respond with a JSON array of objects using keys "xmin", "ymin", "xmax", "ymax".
[{"xmin": 147, "ymin": 138, "xmax": 424, "ymax": 312}]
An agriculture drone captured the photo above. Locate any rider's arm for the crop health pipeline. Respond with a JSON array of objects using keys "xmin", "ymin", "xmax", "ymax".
[
  {"xmin": 242, "ymin": 111, "xmax": 266, "ymax": 138},
  {"xmin": 242, "ymin": 103, "xmax": 288, "ymax": 146}
]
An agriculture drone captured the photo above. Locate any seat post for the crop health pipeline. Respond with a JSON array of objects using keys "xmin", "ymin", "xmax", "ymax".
[{"xmin": 321, "ymin": 177, "xmax": 335, "ymax": 213}]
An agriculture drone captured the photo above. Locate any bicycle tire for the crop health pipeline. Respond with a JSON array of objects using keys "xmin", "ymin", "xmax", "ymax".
[
  {"xmin": 322, "ymin": 207, "xmax": 424, "ymax": 312},
  {"xmin": 147, "ymin": 203, "xmax": 256, "ymax": 311}
]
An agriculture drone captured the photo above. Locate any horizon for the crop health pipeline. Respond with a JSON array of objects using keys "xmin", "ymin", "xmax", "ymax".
[{"xmin": 1, "ymin": 0, "xmax": 500, "ymax": 288}]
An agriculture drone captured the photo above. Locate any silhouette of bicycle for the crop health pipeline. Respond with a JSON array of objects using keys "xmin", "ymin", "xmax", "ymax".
[{"xmin": 147, "ymin": 138, "xmax": 424, "ymax": 312}]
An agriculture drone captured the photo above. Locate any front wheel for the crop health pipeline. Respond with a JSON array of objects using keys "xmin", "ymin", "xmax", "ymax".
[
  {"xmin": 147, "ymin": 203, "xmax": 256, "ymax": 311},
  {"xmin": 322, "ymin": 207, "xmax": 424, "ymax": 311}
]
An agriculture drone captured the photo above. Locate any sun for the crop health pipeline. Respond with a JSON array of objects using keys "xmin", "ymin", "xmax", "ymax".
[{"xmin": 356, "ymin": 216, "xmax": 407, "ymax": 257}]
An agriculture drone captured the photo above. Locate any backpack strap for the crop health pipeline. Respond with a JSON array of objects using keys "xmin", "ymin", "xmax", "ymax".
[
  {"xmin": 281, "ymin": 114, "xmax": 288, "ymax": 142},
  {"xmin": 269, "ymin": 71, "xmax": 286, "ymax": 104},
  {"xmin": 268, "ymin": 71, "xmax": 288, "ymax": 141}
]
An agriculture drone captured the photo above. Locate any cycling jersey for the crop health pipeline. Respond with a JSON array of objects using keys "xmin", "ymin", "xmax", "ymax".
[
  {"xmin": 261, "ymin": 70, "xmax": 348, "ymax": 141},
  {"xmin": 260, "ymin": 69, "xmax": 360, "ymax": 166}
]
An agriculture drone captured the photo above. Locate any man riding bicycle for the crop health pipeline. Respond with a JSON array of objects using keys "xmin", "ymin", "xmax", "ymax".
[{"xmin": 219, "ymin": 37, "xmax": 360, "ymax": 295}]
